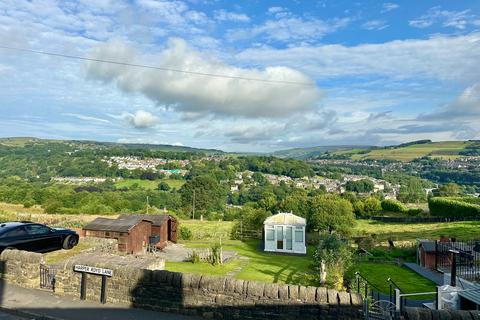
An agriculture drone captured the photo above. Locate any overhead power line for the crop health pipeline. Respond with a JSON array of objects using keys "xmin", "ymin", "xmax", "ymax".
[{"xmin": 0, "ymin": 45, "xmax": 315, "ymax": 87}]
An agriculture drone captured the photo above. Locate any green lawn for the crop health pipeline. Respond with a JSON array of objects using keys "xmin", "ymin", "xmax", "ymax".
[
  {"xmin": 354, "ymin": 219, "xmax": 480, "ymax": 242},
  {"xmin": 172, "ymin": 239, "xmax": 316, "ymax": 286},
  {"xmin": 354, "ymin": 263, "xmax": 436, "ymax": 299},
  {"xmin": 165, "ymin": 259, "xmax": 242, "ymax": 276}
]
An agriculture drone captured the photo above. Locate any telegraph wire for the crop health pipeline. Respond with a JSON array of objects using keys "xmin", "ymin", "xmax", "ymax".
[{"xmin": 0, "ymin": 45, "xmax": 316, "ymax": 87}]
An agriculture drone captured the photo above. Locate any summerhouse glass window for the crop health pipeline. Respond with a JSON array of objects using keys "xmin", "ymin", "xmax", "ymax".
[
  {"xmin": 266, "ymin": 228, "xmax": 274, "ymax": 241},
  {"xmin": 295, "ymin": 229, "xmax": 303, "ymax": 242}
]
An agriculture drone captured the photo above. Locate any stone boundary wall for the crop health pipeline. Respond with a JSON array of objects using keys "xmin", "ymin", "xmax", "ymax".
[
  {"xmin": 0, "ymin": 249, "xmax": 44, "ymax": 288},
  {"xmin": 0, "ymin": 249, "xmax": 364, "ymax": 320},
  {"xmin": 403, "ymin": 307, "xmax": 480, "ymax": 319}
]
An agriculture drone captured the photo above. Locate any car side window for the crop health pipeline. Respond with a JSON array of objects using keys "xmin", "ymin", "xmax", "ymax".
[
  {"xmin": 0, "ymin": 227, "xmax": 28, "ymax": 238},
  {"xmin": 25, "ymin": 225, "xmax": 51, "ymax": 235}
]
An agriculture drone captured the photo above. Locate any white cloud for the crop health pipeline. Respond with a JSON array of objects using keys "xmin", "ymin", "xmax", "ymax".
[
  {"xmin": 85, "ymin": 39, "xmax": 321, "ymax": 118},
  {"xmin": 124, "ymin": 110, "xmax": 160, "ymax": 129},
  {"xmin": 63, "ymin": 113, "xmax": 112, "ymax": 124},
  {"xmin": 418, "ymin": 83, "xmax": 480, "ymax": 121},
  {"xmin": 382, "ymin": 3, "xmax": 399, "ymax": 13},
  {"xmin": 213, "ymin": 10, "xmax": 250, "ymax": 22},
  {"xmin": 362, "ymin": 20, "xmax": 389, "ymax": 31},
  {"xmin": 226, "ymin": 11, "xmax": 350, "ymax": 43},
  {"xmin": 409, "ymin": 7, "xmax": 479, "ymax": 30},
  {"xmin": 235, "ymin": 33, "xmax": 480, "ymax": 83}
]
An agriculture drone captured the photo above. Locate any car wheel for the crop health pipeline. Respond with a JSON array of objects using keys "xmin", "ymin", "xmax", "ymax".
[{"xmin": 63, "ymin": 235, "xmax": 78, "ymax": 250}]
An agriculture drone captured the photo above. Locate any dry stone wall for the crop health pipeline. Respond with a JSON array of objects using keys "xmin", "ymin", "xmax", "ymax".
[
  {"xmin": 1, "ymin": 249, "xmax": 364, "ymax": 319},
  {"xmin": 0, "ymin": 249, "xmax": 44, "ymax": 288},
  {"xmin": 403, "ymin": 307, "xmax": 480, "ymax": 320}
]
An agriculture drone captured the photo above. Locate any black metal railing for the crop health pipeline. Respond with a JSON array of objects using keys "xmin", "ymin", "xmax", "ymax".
[{"xmin": 435, "ymin": 239, "xmax": 480, "ymax": 283}]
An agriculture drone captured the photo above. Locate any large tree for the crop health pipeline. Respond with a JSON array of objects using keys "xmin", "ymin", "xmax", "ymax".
[
  {"xmin": 307, "ymin": 194, "xmax": 355, "ymax": 236},
  {"xmin": 180, "ymin": 175, "xmax": 227, "ymax": 217}
]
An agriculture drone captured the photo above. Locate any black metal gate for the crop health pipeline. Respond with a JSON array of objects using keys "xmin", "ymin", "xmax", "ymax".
[
  {"xmin": 435, "ymin": 240, "xmax": 480, "ymax": 283},
  {"xmin": 40, "ymin": 264, "xmax": 56, "ymax": 291}
]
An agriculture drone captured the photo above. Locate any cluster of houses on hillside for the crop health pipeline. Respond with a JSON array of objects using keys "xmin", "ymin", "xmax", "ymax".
[
  {"xmin": 52, "ymin": 177, "xmax": 116, "ymax": 184},
  {"xmin": 229, "ymin": 171, "xmax": 400, "ymax": 198},
  {"xmin": 104, "ymin": 156, "xmax": 189, "ymax": 173}
]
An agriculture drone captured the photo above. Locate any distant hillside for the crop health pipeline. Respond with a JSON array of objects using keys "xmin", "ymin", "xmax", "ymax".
[
  {"xmin": 271, "ymin": 145, "xmax": 371, "ymax": 159},
  {"xmin": 331, "ymin": 141, "xmax": 473, "ymax": 162},
  {"xmin": 0, "ymin": 137, "xmax": 223, "ymax": 155}
]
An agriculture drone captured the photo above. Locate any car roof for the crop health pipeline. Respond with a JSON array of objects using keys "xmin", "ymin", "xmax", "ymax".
[{"xmin": 0, "ymin": 221, "xmax": 37, "ymax": 233}]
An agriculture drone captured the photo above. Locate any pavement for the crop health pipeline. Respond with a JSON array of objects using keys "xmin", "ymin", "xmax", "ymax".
[
  {"xmin": 0, "ymin": 282, "xmax": 201, "ymax": 320},
  {"xmin": 403, "ymin": 262, "xmax": 444, "ymax": 285}
]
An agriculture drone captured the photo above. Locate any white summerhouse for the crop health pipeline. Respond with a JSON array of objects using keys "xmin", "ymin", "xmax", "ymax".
[{"xmin": 264, "ymin": 212, "xmax": 306, "ymax": 254}]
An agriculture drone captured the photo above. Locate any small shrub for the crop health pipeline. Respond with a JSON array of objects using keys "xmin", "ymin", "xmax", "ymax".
[
  {"xmin": 23, "ymin": 199, "xmax": 35, "ymax": 209},
  {"xmin": 179, "ymin": 226, "xmax": 193, "ymax": 240},
  {"xmin": 406, "ymin": 208, "xmax": 423, "ymax": 216},
  {"xmin": 208, "ymin": 242, "xmax": 223, "ymax": 265},
  {"xmin": 381, "ymin": 199, "xmax": 407, "ymax": 213},
  {"xmin": 187, "ymin": 250, "xmax": 200, "ymax": 263}
]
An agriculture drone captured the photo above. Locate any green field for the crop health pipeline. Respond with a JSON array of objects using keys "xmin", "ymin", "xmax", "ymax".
[
  {"xmin": 115, "ymin": 178, "xmax": 185, "ymax": 190},
  {"xmin": 354, "ymin": 263, "xmax": 436, "ymax": 298},
  {"xmin": 354, "ymin": 219, "xmax": 480, "ymax": 241},
  {"xmin": 336, "ymin": 141, "xmax": 470, "ymax": 162},
  {"xmin": 180, "ymin": 219, "xmax": 235, "ymax": 240}
]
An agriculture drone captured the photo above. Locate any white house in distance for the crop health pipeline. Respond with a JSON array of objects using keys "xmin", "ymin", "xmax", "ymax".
[{"xmin": 264, "ymin": 212, "xmax": 306, "ymax": 254}]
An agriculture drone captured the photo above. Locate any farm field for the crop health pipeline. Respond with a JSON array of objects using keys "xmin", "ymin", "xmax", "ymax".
[
  {"xmin": 115, "ymin": 178, "xmax": 185, "ymax": 190},
  {"xmin": 180, "ymin": 219, "xmax": 234, "ymax": 240},
  {"xmin": 342, "ymin": 141, "xmax": 470, "ymax": 162},
  {"xmin": 354, "ymin": 219, "xmax": 480, "ymax": 242},
  {"xmin": 354, "ymin": 263, "xmax": 436, "ymax": 298}
]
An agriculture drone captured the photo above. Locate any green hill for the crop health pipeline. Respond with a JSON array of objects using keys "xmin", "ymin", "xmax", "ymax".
[
  {"xmin": 271, "ymin": 145, "xmax": 370, "ymax": 159},
  {"xmin": 333, "ymin": 141, "xmax": 473, "ymax": 162},
  {"xmin": 0, "ymin": 137, "xmax": 223, "ymax": 155}
]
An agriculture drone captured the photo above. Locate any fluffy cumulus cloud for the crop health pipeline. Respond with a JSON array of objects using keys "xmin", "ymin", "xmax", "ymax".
[
  {"xmin": 124, "ymin": 110, "xmax": 160, "ymax": 129},
  {"xmin": 85, "ymin": 39, "xmax": 321, "ymax": 119}
]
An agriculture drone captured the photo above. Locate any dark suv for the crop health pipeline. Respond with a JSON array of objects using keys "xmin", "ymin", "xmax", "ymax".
[{"xmin": 0, "ymin": 222, "xmax": 79, "ymax": 253}]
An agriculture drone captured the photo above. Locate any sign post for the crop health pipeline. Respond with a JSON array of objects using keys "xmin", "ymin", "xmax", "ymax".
[{"xmin": 74, "ymin": 265, "xmax": 113, "ymax": 304}]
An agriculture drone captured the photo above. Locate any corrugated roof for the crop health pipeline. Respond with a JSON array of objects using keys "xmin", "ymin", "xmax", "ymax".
[
  {"xmin": 264, "ymin": 212, "xmax": 306, "ymax": 226},
  {"xmin": 419, "ymin": 240, "xmax": 436, "ymax": 252},
  {"xmin": 459, "ymin": 284, "xmax": 480, "ymax": 306}
]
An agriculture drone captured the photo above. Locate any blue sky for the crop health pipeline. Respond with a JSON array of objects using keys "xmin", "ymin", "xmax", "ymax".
[{"xmin": 0, "ymin": 0, "xmax": 479, "ymax": 152}]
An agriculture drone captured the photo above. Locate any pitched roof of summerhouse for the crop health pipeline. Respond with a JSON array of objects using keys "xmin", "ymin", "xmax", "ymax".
[{"xmin": 264, "ymin": 212, "xmax": 306, "ymax": 226}]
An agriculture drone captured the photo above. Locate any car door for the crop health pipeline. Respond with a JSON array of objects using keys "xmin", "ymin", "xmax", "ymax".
[
  {"xmin": 25, "ymin": 224, "xmax": 60, "ymax": 252},
  {"xmin": 0, "ymin": 226, "xmax": 31, "ymax": 251}
]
